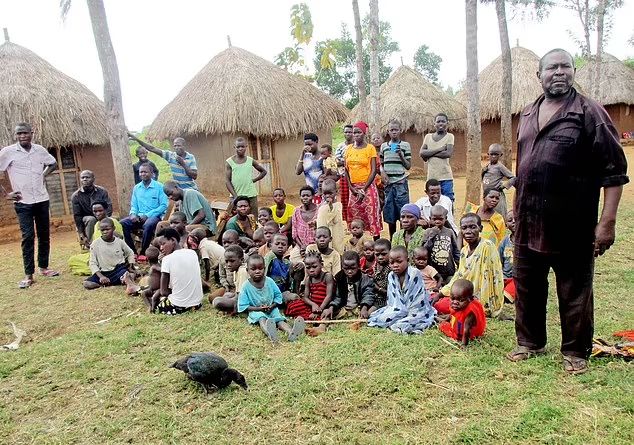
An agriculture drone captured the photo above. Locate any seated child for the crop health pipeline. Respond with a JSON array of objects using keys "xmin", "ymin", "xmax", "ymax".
[
  {"xmin": 140, "ymin": 246, "xmax": 162, "ymax": 311},
  {"xmin": 210, "ymin": 229, "xmax": 240, "ymax": 302},
  {"xmin": 320, "ymin": 144, "xmax": 339, "ymax": 181},
  {"xmin": 370, "ymin": 238, "xmax": 391, "ymax": 312},
  {"xmin": 413, "ymin": 246, "xmax": 442, "ymax": 293},
  {"xmin": 258, "ymin": 207, "xmax": 273, "ymax": 227},
  {"xmin": 285, "ymin": 250, "xmax": 335, "ymax": 322},
  {"xmin": 84, "ymin": 218, "xmax": 136, "ymax": 290},
  {"xmin": 264, "ymin": 233, "xmax": 299, "ymax": 299},
  {"xmin": 436, "ymin": 213, "xmax": 504, "ymax": 318},
  {"xmin": 237, "ymin": 254, "xmax": 306, "ymax": 343},
  {"xmin": 248, "ymin": 227, "xmax": 265, "ymax": 256},
  {"xmin": 259, "ymin": 221, "xmax": 280, "ymax": 257},
  {"xmin": 321, "ymin": 251, "xmax": 374, "ymax": 320},
  {"xmin": 367, "ymin": 246, "xmax": 436, "ymax": 334},
  {"xmin": 344, "ymin": 218, "xmax": 372, "ymax": 254},
  {"xmin": 305, "ymin": 226, "xmax": 341, "ymax": 276},
  {"xmin": 169, "ymin": 211, "xmax": 190, "ymax": 248},
  {"xmin": 423, "ymin": 205, "xmax": 460, "ymax": 282},
  {"xmin": 359, "ymin": 240, "xmax": 376, "ymax": 276},
  {"xmin": 69, "ymin": 201, "xmax": 123, "ymax": 276},
  {"xmin": 189, "ymin": 228, "xmax": 224, "ymax": 287},
  {"xmin": 317, "ymin": 178, "xmax": 344, "ymax": 254},
  {"xmin": 438, "ymin": 279, "xmax": 486, "ymax": 347},
  {"xmin": 152, "ymin": 228, "xmax": 204, "ymax": 315},
  {"xmin": 498, "ymin": 210, "xmax": 515, "ymax": 302},
  {"xmin": 213, "ymin": 245, "xmax": 249, "ymax": 314}
]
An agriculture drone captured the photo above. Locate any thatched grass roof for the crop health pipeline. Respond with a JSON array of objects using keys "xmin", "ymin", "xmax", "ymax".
[
  {"xmin": 148, "ymin": 46, "xmax": 348, "ymax": 140},
  {"xmin": 576, "ymin": 53, "xmax": 634, "ymax": 106},
  {"xmin": 0, "ymin": 41, "xmax": 108, "ymax": 148},
  {"xmin": 349, "ymin": 66, "xmax": 466, "ymax": 133}
]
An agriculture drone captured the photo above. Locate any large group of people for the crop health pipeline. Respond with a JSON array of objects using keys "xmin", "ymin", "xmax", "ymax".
[{"xmin": 0, "ymin": 48, "xmax": 628, "ymax": 374}]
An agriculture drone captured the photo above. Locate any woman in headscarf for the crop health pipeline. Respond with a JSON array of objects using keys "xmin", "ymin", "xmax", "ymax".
[
  {"xmin": 344, "ymin": 121, "xmax": 383, "ymax": 237},
  {"xmin": 392, "ymin": 203, "xmax": 426, "ymax": 264}
]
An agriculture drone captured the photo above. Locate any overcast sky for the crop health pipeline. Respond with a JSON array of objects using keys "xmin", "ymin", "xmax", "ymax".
[{"xmin": 2, "ymin": 0, "xmax": 633, "ymax": 130}]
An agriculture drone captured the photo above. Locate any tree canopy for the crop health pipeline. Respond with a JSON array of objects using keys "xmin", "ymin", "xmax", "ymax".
[{"xmin": 413, "ymin": 45, "xmax": 442, "ymax": 85}]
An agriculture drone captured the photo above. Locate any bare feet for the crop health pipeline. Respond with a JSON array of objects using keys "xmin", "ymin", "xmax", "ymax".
[{"xmin": 123, "ymin": 272, "xmax": 141, "ymax": 295}]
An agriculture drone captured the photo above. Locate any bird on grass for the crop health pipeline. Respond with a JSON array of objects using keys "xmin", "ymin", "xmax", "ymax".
[{"xmin": 171, "ymin": 352, "xmax": 248, "ymax": 393}]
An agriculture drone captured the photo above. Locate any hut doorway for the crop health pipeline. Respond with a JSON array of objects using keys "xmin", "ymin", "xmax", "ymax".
[
  {"xmin": 45, "ymin": 146, "xmax": 79, "ymax": 217},
  {"xmin": 248, "ymin": 135, "xmax": 276, "ymax": 195}
]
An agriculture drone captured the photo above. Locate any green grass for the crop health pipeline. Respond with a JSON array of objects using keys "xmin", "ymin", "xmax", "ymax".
[{"xmin": 0, "ymin": 186, "xmax": 632, "ymax": 444}]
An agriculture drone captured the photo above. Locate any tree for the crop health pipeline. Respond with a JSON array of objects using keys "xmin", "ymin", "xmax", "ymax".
[
  {"xmin": 368, "ymin": 0, "xmax": 380, "ymax": 132},
  {"xmin": 494, "ymin": 0, "xmax": 513, "ymax": 163},
  {"xmin": 275, "ymin": 3, "xmax": 314, "ymax": 75},
  {"xmin": 413, "ymin": 45, "xmax": 442, "ymax": 84},
  {"xmin": 313, "ymin": 20, "xmax": 399, "ymax": 108},
  {"xmin": 564, "ymin": 0, "xmax": 593, "ymax": 57},
  {"xmin": 351, "ymin": 0, "xmax": 367, "ymax": 104},
  {"xmin": 465, "ymin": 0, "xmax": 482, "ymax": 205},
  {"xmin": 594, "ymin": 0, "xmax": 623, "ymax": 98},
  {"xmin": 60, "ymin": 0, "xmax": 133, "ymax": 214}
]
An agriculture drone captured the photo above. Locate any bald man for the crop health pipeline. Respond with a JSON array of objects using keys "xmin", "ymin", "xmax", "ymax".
[
  {"xmin": 128, "ymin": 132, "xmax": 198, "ymax": 189},
  {"xmin": 71, "ymin": 170, "xmax": 113, "ymax": 245}
]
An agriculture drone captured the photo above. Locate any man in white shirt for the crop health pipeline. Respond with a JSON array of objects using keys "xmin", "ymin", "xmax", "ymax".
[
  {"xmin": 0, "ymin": 123, "xmax": 59, "ymax": 288},
  {"xmin": 414, "ymin": 178, "xmax": 458, "ymax": 234},
  {"xmin": 153, "ymin": 228, "xmax": 203, "ymax": 315}
]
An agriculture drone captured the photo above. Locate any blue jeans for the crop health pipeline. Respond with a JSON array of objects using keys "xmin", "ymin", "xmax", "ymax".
[
  {"xmin": 15, "ymin": 200, "xmax": 50, "ymax": 275},
  {"xmin": 120, "ymin": 215, "xmax": 161, "ymax": 255},
  {"xmin": 439, "ymin": 180, "xmax": 454, "ymax": 202},
  {"xmin": 383, "ymin": 180, "xmax": 410, "ymax": 224}
]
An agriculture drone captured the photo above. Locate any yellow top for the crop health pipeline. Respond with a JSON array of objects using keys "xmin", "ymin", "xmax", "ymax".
[
  {"xmin": 270, "ymin": 203, "xmax": 296, "ymax": 225},
  {"xmin": 345, "ymin": 144, "xmax": 377, "ymax": 184}
]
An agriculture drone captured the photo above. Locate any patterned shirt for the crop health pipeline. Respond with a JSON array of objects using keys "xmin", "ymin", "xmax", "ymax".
[
  {"xmin": 515, "ymin": 88, "xmax": 628, "ymax": 254},
  {"xmin": 162, "ymin": 150, "xmax": 198, "ymax": 190},
  {"xmin": 379, "ymin": 140, "xmax": 412, "ymax": 184},
  {"xmin": 0, "ymin": 143, "xmax": 56, "ymax": 204}
]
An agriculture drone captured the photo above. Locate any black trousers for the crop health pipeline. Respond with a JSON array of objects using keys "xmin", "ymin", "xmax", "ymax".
[
  {"xmin": 15, "ymin": 200, "xmax": 51, "ymax": 275},
  {"xmin": 514, "ymin": 244, "xmax": 595, "ymax": 359}
]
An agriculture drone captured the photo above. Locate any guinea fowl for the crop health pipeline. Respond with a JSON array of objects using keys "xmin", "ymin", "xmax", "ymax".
[{"xmin": 171, "ymin": 352, "xmax": 248, "ymax": 392}]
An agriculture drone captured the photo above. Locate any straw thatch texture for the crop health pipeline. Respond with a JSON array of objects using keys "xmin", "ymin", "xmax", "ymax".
[
  {"xmin": 576, "ymin": 53, "xmax": 634, "ymax": 106},
  {"xmin": 0, "ymin": 41, "xmax": 108, "ymax": 148},
  {"xmin": 148, "ymin": 47, "xmax": 348, "ymax": 140},
  {"xmin": 349, "ymin": 66, "xmax": 466, "ymax": 133}
]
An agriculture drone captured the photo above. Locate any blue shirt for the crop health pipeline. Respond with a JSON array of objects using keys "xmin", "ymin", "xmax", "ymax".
[
  {"xmin": 162, "ymin": 151, "xmax": 198, "ymax": 189},
  {"xmin": 130, "ymin": 179, "xmax": 168, "ymax": 219}
]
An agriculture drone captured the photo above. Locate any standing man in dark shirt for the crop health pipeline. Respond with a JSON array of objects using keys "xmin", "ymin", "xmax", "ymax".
[
  {"xmin": 71, "ymin": 170, "xmax": 113, "ymax": 247},
  {"xmin": 507, "ymin": 49, "xmax": 629, "ymax": 374},
  {"xmin": 132, "ymin": 146, "xmax": 159, "ymax": 184}
]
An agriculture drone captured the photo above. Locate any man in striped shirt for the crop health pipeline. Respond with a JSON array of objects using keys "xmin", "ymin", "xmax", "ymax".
[
  {"xmin": 379, "ymin": 120, "xmax": 412, "ymax": 238},
  {"xmin": 128, "ymin": 133, "xmax": 198, "ymax": 190}
]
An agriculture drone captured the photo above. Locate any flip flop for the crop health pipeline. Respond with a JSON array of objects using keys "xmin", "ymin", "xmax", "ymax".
[
  {"xmin": 264, "ymin": 319, "xmax": 279, "ymax": 344},
  {"xmin": 40, "ymin": 269, "xmax": 60, "ymax": 277},
  {"xmin": 288, "ymin": 317, "xmax": 306, "ymax": 342},
  {"xmin": 18, "ymin": 279, "xmax": 34, "ymax": 289},
  {"xmin": 563, "ymin": 355, "xmax": 589, "ymax": 375},
  {"xmin": 506, "ymin": 345, "xmax": 546, "ymax": 362}
]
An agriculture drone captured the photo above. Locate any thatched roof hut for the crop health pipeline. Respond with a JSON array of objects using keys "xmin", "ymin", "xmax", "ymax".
[
  {"xmin": 0, "ymin": 40, "xmax": 115, "ymax": 227},
  {"xmin": 148, "ymin": 46, "xmax": 348, "ymax": 140},
  {"xmin": 576, "ymin": 53, "xmax": 634, "ymax": 106},
  {"xmin": 148, "ymin": 46, "xmax": 348, "ymax": 195},
  {"xmin": 350, "ymin": 65, "xmax": 466, "ymax": 133},
  {"xmin": 350, "ymin": 65, "xmax": 468, "ymax": 175},
  {"xmin": 0, "ymin": 41, "xmax": 108, "ymax": 148}
]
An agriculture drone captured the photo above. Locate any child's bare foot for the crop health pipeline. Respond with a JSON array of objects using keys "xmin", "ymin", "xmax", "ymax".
[
  {"xmin": 288, "ymin": 317, "xmax": 306, "ymax": 342},
  {"xmin": 150, "ymin": 293, "xmax": 161, "ymax": 312},
  {"xmin": 123, "ymin": 272, "xmax": 141, "ymax": 295}
]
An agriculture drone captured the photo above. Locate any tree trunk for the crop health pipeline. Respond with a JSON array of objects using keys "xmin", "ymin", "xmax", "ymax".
[
  {"xmin": 582, "ymin": 0, "xmax": 592, "ymax": 58},
  {"xmin": 495, "ymin": 0, "xmax": 513, "ymax": 166},
  {"xmin": 352, "ymin": 0, "xmax": 367, "ymax": 105},
  {"xmin": 594, "ymin": 0, "xmax": 606, "ymax": 99},
  {"xmin": 368, "ymin": 0, "xmax": 380, "ymax": 133},
  {"xmin": 86, "ymin": 0, "xmax": 133, "ymax": 215},
  {"xmin": 465, "ymin": 0, "xmax": 482, "ymax": 205}
]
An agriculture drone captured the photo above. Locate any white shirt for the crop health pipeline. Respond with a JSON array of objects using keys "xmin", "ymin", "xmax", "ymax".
[
  {"xmin": 415, "ymin": 195, "xmax": 459, "ymax": 234},
  {"xmin": 0, "ymin": 143, "xmax": 56, "ymax": 204},
  {"xmin": 198, "ymin": 238, "xmax": 225, "ymax": 270},
  {"xmin": 161, "ymin": 249, "xmax": 203, "ymax": 308}
]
